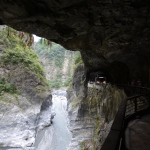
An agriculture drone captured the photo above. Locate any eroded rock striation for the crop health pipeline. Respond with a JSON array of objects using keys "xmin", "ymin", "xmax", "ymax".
[{"xmin": 67, "ymin": 64, "xmax": 126, "ymax": 149}]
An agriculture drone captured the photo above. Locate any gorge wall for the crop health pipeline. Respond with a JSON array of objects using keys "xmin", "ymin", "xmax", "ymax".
[
  {"xmin": 67, "ymin": 64, "xmax": 126, "ymax": 149},
  {"xmin": 0, "ymin": 28, "xmax": 53, "ymax": 150},
  {"xmin": 0, "ymin": 1, "xmax": 149, "ymax": 150},
  {"xmin": 34, "ymin": 42, "xmax": 77, "ymax": 88}
]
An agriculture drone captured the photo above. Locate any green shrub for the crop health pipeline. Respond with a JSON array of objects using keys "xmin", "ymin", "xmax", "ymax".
[
  {"xmin": 47, "ymin": 80, "xmax": 63, "ymax": 89},
  {"xmin": 63, "ymin": 77, "xmax": 72, "ymax": 87},
  {"xmin": 34, "ymin": 42, "xmax": 65, "ymax": 69},
  {"xmin": 74, "ymin": 52, "xmax": 83, "ymax": 65},
  {"xmin": 0, "ymin": 78, "xmax": 17, "ymax": 95},
  {"xmin": 73, "ymin": 52, "xmax": 83, "ymax": 71},
  {"xmin": 0, "ymin": 27, "xmax": 47, "ymax": 86},
  {"xmin": 0, "ymin": 78, "xmax": 5, "ymax": 84}
]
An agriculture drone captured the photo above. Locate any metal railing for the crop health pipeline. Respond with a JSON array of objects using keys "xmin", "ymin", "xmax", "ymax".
[
  {"xmin": 116, "ymin": 84, "xmax": 150, "ymax": 96},
  {"xmin": 100, "ymin": 85, "xmax": 150, "ymax": 150}
]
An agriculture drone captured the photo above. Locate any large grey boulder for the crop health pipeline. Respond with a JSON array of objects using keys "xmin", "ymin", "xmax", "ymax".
[{"xmin": 0, "ymin": 92, "xmax": 53, "ymax": 150}]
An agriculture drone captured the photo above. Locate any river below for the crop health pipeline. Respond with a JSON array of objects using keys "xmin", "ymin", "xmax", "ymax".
[
  {"xmin": 34, "ymin": 90, "xmax": 72, "ymax": 150},
  {"xmin": 0, "ymin": 91, "xmax": 71, "ymax": 150}
]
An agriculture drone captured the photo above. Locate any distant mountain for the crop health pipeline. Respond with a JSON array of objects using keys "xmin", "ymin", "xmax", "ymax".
[{"xmin": 34, "ymin": 41, "xmax": 78, "ymax": 89}]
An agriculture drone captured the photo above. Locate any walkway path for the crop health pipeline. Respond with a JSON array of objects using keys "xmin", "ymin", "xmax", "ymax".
[
  {"xmin": 88, "ymin": 83, "xmax": 107, "ymax": 89},
  {"xmin": 125, "ymin": 114, "xmax": 150, "ymax": 150},
  {"xmin": 100, "ymin": 85, "xmax": 150, "ymax": 150}
]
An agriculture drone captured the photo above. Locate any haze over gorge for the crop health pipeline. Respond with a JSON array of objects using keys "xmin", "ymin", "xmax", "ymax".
[{"xmin": 0, "ymin": 0, "xmax": 150, "ymax": 150}]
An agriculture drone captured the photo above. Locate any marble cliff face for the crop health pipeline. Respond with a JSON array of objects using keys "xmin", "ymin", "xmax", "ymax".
[
  {"xmin": 0, "ymin": 30, "xmax": 53, "ymax": 149},
  {"xmin": 67, "ymin": 64, "xmax": 127, "ymax": 149}
]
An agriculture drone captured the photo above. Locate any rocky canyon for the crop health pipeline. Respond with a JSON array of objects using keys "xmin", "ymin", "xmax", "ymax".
[{"xmin": 0, "ymin": 0, "xmax": 150, "ymax": 150}]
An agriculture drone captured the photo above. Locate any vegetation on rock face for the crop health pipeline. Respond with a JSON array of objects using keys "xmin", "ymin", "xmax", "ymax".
[
  {"xmin": 35, "ymin": 41, "xmax": 66, "ymax": 69},
  {"xmin": 1, "ymin": 46, "xmax": 45, "ymax": 80},
  {"xmin": 67, "ymin": 56, "xmax": 125, "ymax": 150},
  {"xmin": 47, "ymin": 80, "xmax": 62, "ymax": 89},
  {"xmin": 79, "ymin": 85, "xmax": 127, "ymax": 149},
  {"xmin": 0, "ymin": 27, "xmax": 34, "ymax": 48},
  {"xmin": 34, "ymin": 41, "xmax": 77, "ymax": 89},
  {"xmin": 0, "ymin": 26, "xmax": 48, "ymax": 92},
  {"xmin": 0, "ymin": 78, "xmax": 17, "ymax": 95},
  {"xmin": 74, "ymin": 52, "xmax": 83, "ymax": 70}
]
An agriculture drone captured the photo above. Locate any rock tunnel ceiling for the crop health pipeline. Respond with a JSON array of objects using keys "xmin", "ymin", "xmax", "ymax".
[{"xmin": 0, "ymin": 0, "xmax": 150, "ymax": 83}]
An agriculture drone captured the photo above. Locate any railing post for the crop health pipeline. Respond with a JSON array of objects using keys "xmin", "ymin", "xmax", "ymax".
[
  {"xmin": 102, "ymin": 85, "xmax": 150, "ymax": 150},
  {"xmin": 134, "ymin": 97, "xmax": 137, "ymax": 113}
]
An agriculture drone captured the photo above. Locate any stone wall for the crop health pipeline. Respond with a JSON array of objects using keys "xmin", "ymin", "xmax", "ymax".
[{"xmin": 67, "ymin": 65, "xmax": 126, "ymax": 149}]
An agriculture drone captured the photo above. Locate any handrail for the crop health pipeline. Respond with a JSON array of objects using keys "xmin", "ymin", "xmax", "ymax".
[
  {"xmin": 100, "ymin": 85, "xmax": 150, "ymax": 150},
  {"xmin": 116, "ymin": 84, "xmax": 150, "ymax": 95}
]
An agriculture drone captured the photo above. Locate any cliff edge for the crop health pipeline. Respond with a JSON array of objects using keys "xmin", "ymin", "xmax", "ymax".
[{"xmin": 0, "ymin": 28, "xmax": 52, "ymax": 150}]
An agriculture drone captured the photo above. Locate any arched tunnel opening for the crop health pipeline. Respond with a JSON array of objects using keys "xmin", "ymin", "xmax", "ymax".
[{"xmin": 86, "ymin": 61, "xmax": 130, "ymax": 86}]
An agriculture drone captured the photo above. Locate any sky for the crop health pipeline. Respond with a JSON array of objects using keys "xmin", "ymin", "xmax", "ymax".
[{"xmin": 33, "ymin": 35, "xmax": 41, "ymax": 42}]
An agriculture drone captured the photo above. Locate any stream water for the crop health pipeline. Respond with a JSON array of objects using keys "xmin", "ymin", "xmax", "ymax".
[
  {"xmin": 34, "ymin": 90, "xmax": 72, "ymax": 150},
  {"xmin": 0, "ymin": 90, "xmax": 71, "ymax": 150}
]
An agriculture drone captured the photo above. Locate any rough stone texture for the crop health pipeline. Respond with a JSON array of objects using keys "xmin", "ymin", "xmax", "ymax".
[
  {"xmin": 0, "ymin": 32, "xmax": 53, "ymax": 150},
  {"xmin": 0, "ymin": 93, "xmax": 53, "ymax": 150},
  {"xmin": 125, "ymin": 114, "xmax": 150, "ymax": 150},
  {"xmin": 0, "ymin": 0, "xmax": 150, "ymax": 84},
  {"xmin": 67, "ymin": 64, "xmax": 89, "ymax": 150},
  {"xmin": 36, "ymin": 49, "xmax": 76, "ymax": 84},
  {"xmin": 0, "ymin": 87, "xmax": 53, "ymax": 150},
  {"xmin": 67, "ymin": 64, "xmax": 126, "ymax": 149}
]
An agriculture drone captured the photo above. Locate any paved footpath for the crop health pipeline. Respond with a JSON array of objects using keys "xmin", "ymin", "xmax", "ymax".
[{"xmin": 125, "ymin": 114, "xmax": 150, "ymax": 150}]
